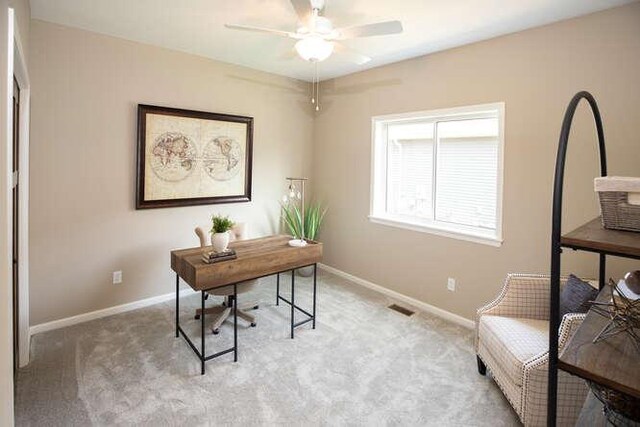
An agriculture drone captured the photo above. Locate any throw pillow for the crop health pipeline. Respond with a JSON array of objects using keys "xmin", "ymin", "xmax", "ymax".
[{"xmin": 559, "ymin": 274, "xmax": 599, "ymax": 318}]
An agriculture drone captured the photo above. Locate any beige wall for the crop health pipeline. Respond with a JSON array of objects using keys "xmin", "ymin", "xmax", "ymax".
[
  {"xmin": 29, "ymin": 20, "xmax": 314, "ymax": 325},
  {"xmin": 313, "ymin": 3, "xmax": 640, "ymax": 321},
  {"xmin": 27, "ymin": 3, "xmax": 640, "ymax": 329}
]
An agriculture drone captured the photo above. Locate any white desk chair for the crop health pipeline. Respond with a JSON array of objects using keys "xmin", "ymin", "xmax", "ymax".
[{"xmin": 194, "ymin": 223, "xmax": 259, "ymax": 334}]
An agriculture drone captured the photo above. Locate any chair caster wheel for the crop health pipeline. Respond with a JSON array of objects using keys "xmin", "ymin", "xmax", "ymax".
[
  {"xmin": 253, "ymin": 305, "xmax": 259, "ymax": 310},
  {"xmin": 195, "ymin": 314, "xmax": 200, "ymax": 320},
  {"xmin": 250, "ymin": 323, "xmax": 257, "ymax": 327},
  {"xmin": 212, "ymin": 329, "xmax": 220, "ymax": 335}
]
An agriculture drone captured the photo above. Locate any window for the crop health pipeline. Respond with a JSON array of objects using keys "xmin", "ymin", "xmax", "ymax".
[{"xmin": 370, "ymin": 103, "xmax": 504, "ymax": 246}]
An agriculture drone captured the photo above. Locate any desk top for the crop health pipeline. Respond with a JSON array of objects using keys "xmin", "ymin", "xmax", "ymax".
[
  {"xmin": 559, "ymin": 286, "xmax": 640, "ymax": 399},
  {"xmin": 171, "ymin": 235, "xmax": 323, "ymax": 291}
]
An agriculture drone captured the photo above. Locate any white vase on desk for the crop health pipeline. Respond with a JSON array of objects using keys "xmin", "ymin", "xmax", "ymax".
[
  {"xmin": 211, "ymin": 232, "xmax": 230, "ymax": 253},
  {"xmin": 288, "ymin": 238, "xmax": 307, "ymax": 247}
]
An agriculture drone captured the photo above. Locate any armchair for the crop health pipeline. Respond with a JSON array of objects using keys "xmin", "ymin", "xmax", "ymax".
[{"xmin": 475, "ymin": 274, "xmax": 589, "ymax": 427}]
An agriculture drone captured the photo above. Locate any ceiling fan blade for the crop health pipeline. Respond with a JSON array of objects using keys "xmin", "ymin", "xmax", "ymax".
[
  {"xmin": 278, "ymin": 48, "xmax": 299, "ymax": 61},
  {"xmin": 225, "ymin": 24, "xmax": 299, "ymax": 39},
  {"xmin": 333, "ymin": 43, "xmax": 371, "ymax": 65},
  {"xmin": 336, "ymin": 20, "xmax": 403, "ymax": 39},
  {"xmin": 290, "ymin": 0, "xmax": 313, "ymax": 22}
]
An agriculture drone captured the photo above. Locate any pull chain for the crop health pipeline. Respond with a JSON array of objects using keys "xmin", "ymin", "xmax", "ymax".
[
  {"xmin": 311, "ymin": 63, "xmax": 316, "ymax": 104},
  {"xmin": 315, "ymin": 62, "xmax": 320, "ymax": 111}
]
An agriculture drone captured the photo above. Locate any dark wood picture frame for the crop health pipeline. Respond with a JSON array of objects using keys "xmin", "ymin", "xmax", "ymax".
[{"xmin": 136, "ymin": 104, "xmax": 253, "ymax": 209}]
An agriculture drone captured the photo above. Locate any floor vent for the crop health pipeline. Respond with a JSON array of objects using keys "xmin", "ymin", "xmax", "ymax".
[{"xmin": 388, "ymin": 304, "xmax": 415, "ymax": 317}]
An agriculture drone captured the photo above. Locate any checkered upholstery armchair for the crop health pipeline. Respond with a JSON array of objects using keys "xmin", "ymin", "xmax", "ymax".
[{"xmin": 475, "ymin": 274, "xmax": 589, "ymax": 427}]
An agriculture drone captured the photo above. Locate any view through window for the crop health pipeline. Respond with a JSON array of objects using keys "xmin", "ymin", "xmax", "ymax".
[{"xmin": 371, "ymin": 104, "xmax": 504, "ymax": 245}]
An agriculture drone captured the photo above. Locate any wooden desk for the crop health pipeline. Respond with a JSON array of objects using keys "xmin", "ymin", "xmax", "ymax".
[
  {"xmin": 171, "ymin": 235, "xmax": 323, "ymax": 374},
  {"xmin": 559, "ymin": 285, "xmax": 640, "ymax": 415}
]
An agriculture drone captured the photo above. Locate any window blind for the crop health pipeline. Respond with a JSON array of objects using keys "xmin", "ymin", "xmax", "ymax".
[
  {"xmin": 435, "ymin": 118, "xmax": 499, "ymax": 230},
  {"xmin": 387, "ymin": 138, "xmax": 434, "ymax": 217}
]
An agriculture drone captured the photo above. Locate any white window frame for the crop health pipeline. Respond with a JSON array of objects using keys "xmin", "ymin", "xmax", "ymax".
[{"xmin": 369, "ymin": 102, "xmax": 505, "ymax": 247}]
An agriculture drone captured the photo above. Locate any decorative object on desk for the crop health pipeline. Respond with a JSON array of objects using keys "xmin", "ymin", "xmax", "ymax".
[
  {"xmin": 210, "ymin": 214, "xmax": 235, "ymax": 253},
  {"xmin": 590, "ymin": 279, "xmax": 640, "ymax": 352},
  {"xmin": 281, "ymin": 201, "xmax": 327, "ymax": 275},
  {"xmin": 282, "ymin": 177, "xmax": 308, "ymax": 247},
  {"xmin": 281, "ymin": 203, "xmax": 305, "ymax": 246},
  {"xmin": 304, "ymin": 202, "xmax": 327, "ymax": 241},
  {"xmin": 201, "ymin": 249, "xmax": 237, "ymax": 264},
  {"xmin": 281, "ymin": 177, "xmax": 327, "ymax": 276},
  {"xmin": 594, "ymin": 176, "xmax": 640, "ymax": 232},
  {"xmin": 136, "ymin": 104, "xmax": 253, "ymax": 209}
]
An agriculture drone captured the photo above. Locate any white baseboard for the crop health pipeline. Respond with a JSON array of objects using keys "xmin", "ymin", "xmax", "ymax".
[
  {"xmin": 318, "ymin": 263, "xmax": 475, "ymax": 329},
  {"xmin": 30, "ymin": 266, "xmax": 474, "ymax": 336},
  {"xmin": 30, "ymin": 288, "xmax": 196, "ymax": 336}
]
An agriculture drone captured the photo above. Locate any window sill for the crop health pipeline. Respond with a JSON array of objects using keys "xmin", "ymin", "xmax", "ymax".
[{"xmin": 368, "ymin": 215, "xmax": 503, "ymax": 247}]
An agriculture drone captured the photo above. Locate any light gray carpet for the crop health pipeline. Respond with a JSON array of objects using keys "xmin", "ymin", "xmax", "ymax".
[{"xmin": 16, "ymin": 270, "xmax": 520, "ymax": 426}]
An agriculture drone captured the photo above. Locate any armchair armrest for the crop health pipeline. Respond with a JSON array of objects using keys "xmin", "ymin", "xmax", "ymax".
[
  {"xmin": 528, "ymin": 312, "xmax": 587, "ymax": 366},
  {"xmin": 523, "ymin": 312, "xmax": 586, "ymax": 376},
  {"xmin": 558, "ymin": 313, "xmax": 586, "ymax": 352},
  {"xmin": 477, "ymin": 274, "xmax": 560, "ymax": 322}
]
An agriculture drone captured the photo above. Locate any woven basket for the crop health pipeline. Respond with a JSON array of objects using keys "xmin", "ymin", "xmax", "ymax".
[{"xmin": 595, "ymin": 177, "xmax": 640, "ymax": 233}]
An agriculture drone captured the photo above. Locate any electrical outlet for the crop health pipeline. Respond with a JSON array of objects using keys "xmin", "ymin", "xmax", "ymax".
[
  {"xmin": 113, "ymin": 270, "xmax": 122, "ymax": 285},
  {"xmin": 447, "ymin": 277, "xmax": 456, "ymax": 292}
]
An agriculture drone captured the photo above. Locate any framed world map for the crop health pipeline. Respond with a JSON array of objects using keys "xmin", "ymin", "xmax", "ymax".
[{"xmin": 136, "ymin": 104, "xmax": 253, "ymax": 209}]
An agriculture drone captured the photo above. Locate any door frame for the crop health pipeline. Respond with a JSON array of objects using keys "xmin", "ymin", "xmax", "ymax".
[{"xmin": 8, "ymin": 7, "xmax": 30, "ymax": 368}]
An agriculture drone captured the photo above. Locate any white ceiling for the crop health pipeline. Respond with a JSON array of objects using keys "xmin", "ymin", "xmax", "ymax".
[{"xmin": 30, "ymin": 0, "xmax": 634, "ymax": 82}]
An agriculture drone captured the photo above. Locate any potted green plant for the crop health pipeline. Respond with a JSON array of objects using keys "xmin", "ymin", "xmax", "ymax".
[
  {"xmin": 281, "ymin": 202, "xmax": 327, "ymax": 276},
  {"xmin": 210, "ymin": 214, "xmax": 235, "ymax": 253},
  {"xmin": 281, "ymin": 203, "xmax": 305, "ymax": 246}
]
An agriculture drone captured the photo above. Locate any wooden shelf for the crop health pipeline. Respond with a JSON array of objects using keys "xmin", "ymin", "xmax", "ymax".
[
  {"xmin": 561, "ymin": 217, "xmax": 640, "ymax": 259},
  {"xmin": 559, "ymin": 286, "xmax": 640, "ymax": 400}
]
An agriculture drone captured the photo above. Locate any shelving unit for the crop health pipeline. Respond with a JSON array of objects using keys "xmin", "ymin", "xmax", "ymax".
[
  {"xmin": 546, "ymin": 91, "xmax": 640, "ymax": 426},
  {"xmin": 559, "ymin": 284, "xmax": 640, "ymax": 400},
  {"xmin": 554, "ymin": 220, "xmax": 640, "ymax": 424}
]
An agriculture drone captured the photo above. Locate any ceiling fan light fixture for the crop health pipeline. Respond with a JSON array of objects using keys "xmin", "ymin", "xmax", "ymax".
[{"xmin": 295, "ymin": 35, "xmax": 334, "ymax": 62}]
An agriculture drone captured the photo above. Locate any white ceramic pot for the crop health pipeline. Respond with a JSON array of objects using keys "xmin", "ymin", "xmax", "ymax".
[{"xmin": 211, "ymin": 232, "xmax": 230, "ymax": 253}]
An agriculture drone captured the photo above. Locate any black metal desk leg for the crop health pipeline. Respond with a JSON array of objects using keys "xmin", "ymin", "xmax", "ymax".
[
  {"xmin": 312, "ymin": 264, "xmax": 317, "ymax": 329},
  {"xmin": 201, "ymin": 290, "xmax": 206, "ymax": 375},
  {"xmin": 276, "ymin": 273, "xmax": 280, "ymax": 306},
  {"xmin": 291, "ymin": 269, "xmax": 295, "ymax": 339},
  {"xmin": 599, "ymin": 253, "xmax": 606, "ymax": 290},
  {"xmin": 175, "ymin": 274, "xmax": 179, "ymax": 338},
  {"xmin": 234, "ymin": 283, "xmax": 238, "ymax": 362}
]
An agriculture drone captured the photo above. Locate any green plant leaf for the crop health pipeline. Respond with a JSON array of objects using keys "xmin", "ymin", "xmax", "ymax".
[
  {"xmin": 281, "ymin": 203, "xmax": 303, "ymax": 239},
  {"xmin": 210, "ymin": 214, "xmax": 235, "ymax": 234},
  {"xmin": 281, "ymin": 200, "xmax": 327, "ymax": 241}
]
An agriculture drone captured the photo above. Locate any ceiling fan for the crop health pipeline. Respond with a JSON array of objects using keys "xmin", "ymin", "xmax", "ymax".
[{"xmin": 225, "ymin": 0, "xmax": 403, "ymax": 65}]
